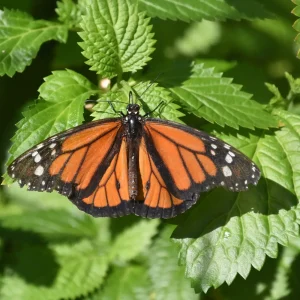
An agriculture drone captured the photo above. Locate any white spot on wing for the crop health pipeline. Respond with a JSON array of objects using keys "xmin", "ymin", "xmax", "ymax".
[
  {"xmin": 51, "ymin": 149, "xmax": 56, "ymax": 156},
  {"xmin": 210, "ymin": 150, "xmax": 216, "ymax": 156},
  {"xmin": 221, "ymin": 181, "xmax": 225, "ymax": 186},
  {"xmin": 211, "ymin": 144, "xmax": 217, "ymax": 149},
  {"xmin": 12, "ymin": 174, "xmax": 15, "ymax": 178},
  {"xmin": 225, "ymin": 154, "xmax": 233, "ymax": 163},
  {"xmin": 42, "ymin": 181, "xmax": 45, "ymax": 185},
  {"xmin": 34, "ymin": 165, "xmax": 44, "ymax": 176},
  {"xmin": 244, "ymin": 180, "xmax": 248, "ymax": 185},
  {"xmin": 229, "ymin": 151, "xmax": 235, "ymax": 157},
  {"xmin": 222, "ymin": 166, "xmax": 232, "ymax": 177},
  {"xmin": 49, "ymin": 143, "xmax": 56, "ymax": 149},
  {"xmin": 224, "ymin": 144, "xmax": 230, "ymax": 149},
  {"xmin": 36, "ymin": 143, "xmax": 44, "ymax": 150},
  {"xmin": 32, "ymin": 151, "xmax": 38, "ymax": 157},
  {"xmin": 34, "ymin": 154, "xmax": 42, "ymax": 163}
]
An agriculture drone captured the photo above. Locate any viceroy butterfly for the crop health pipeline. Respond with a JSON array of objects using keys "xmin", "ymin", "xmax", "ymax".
[{"xmin": 7, "ymin": 93, "xmax": 260, "ymax": 218}]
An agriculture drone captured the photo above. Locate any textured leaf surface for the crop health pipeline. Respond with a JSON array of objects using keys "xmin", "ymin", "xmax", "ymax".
[
  {"xmin": 92, "ymin": 81, "xmax": 184, "ymax": 122},
  {"xmin": 172, "ymin": 112, "xmax": 300, "ymax": 292},
  {"xmin": 0, "ymin": 240, "xmax": 110, "ymax": 300},
  {"xmin": 149, "ymin": 226, "xmax": 198, "ymax": 300},
  {"xmin": 3, "ymin": 70, "xmax": 97, "ymax": 184},
  {"xmin": 139, "ymin": 0, "xmax": 270, "ymax": 22},
  {"xmin": 79, "ymin": 0, "xmax": 155, "ymax": 78},
  {"xmin": 98, "ymin": 266, "xmax": 151, "ymax": 300},
  {"xmin": 109, "ymin": 219, "xmax": 159, "ymax": 263},
  {"xmin": 167, "ymin": 63, "xmax": 277, "ymax": 129},
  {"xmin": 0, "ymin": 9, "xmax": 68, "ymax": 77},
  {"xmin": 56, "ymin": 0, "xmax": 89, "ymax": 28}
]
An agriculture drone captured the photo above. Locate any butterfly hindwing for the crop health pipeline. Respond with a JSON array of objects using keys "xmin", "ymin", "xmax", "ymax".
[{"xmin": 133, "ymin": 136, "xmax": 196, "ymax": 218}]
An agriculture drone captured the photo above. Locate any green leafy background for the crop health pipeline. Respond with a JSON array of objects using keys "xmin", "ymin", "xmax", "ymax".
[{"xmin": 0, "ymin": 0, "xmax": 300, "ymax": 299}]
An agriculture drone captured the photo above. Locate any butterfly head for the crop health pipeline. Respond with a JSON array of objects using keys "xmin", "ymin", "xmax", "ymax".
[{"xmin": 126, "ymin": 104, "xmax": 140, "ymax": 115}]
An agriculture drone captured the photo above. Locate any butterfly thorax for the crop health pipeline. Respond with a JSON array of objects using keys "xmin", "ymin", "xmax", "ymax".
[{"xmin": 123, "ymin": 104, "xmax": 143, "ymax": 138}]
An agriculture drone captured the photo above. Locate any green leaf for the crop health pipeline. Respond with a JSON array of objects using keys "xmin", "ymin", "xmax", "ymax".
[
  {"xmin": 0, "ymin": 240, "xmax": 110, "ymax": 300},
  {"xmin": 172, "ymin": 118, "xmax": 300, "ymax": 292},
  {"xmin": 96, "ymin": 266, "xmax": 152, "ymax": 299},
  {"xmin": 56, "ymin": 0, "xmax": 89, "ymax": 29},
  {"xmin": 292, "ymin": 1, "xmax": 300, "ymax": 58},
  {"xmin": 0, "ymin": 209, "xmax": 99, "ymax": 242},
  {"xmin": 92, "ymin": 81, "xmax": 185, "ymax": 123},
  {"xmin": 167, "ymin": 63, "xmax": 277, "ymax": 130},
  {"xmin": 0, "ymin": 9, "xmax": 68, "ymax": 77},
  {"xmin": 272, "ymin": 110, "xmax": 300, "ymax": 199},
  {"xmin": 79, "ymin": 0, "xmax": 155, "ymax": 78},
  {"xmin": 139, "ymin": 0, "xmax": 271, "ymax": 22},
  {"xmin": 109, "ymin": 219, "xmax": 159, "ymax": 263},
  {"xmin": 265, "ymin": 82, "xmax": 286, "ymax": 110},
  {"xmin": 149, "ymin": 226, "xmax": 198, "ymax": 300},
  {"xmin": 3, "ymin": 70, "xmax": 97, "ymax": 184}
]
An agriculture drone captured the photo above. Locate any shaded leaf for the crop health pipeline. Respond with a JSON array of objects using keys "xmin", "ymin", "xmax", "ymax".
[
  {"xmin": 0, "ymin": 240, "xmax": 110, "ymax": 300},
  {"xmin": 139, "ymin": 0, "xmax": 271, "ymax": 22},
  {"xmin": 0, "ymin": 9, "xmax": 68, "ymax": 77},
  {"xmin": 79, "ymin": 0, "xmax": 155, "ymax": 78},
  {"xmin": 0, "ymin": 209, "xmax": 99, "ymax": 242},
  {"xmin": 97, "ymin": 266, "xmax": 152, "ymax": 300},
  {"xmin": 292, "ymin": 1, "xmax": 300, "ymax": 58},
  {"xmin": 56, "ymin": 0, "xmax": 89, "ymax": 28},
  {"xmin": 109, "ymin": 219, "xmax": 159, "ymax": 263},
  {"xmin": 149, "ymin": 226, "xmax": 198, "ymax": 300}
]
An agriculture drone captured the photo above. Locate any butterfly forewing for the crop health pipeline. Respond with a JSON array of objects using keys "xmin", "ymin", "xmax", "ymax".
[{"xmin": 7, "ymin": 119, "xmax": 124, "ymax": 200}]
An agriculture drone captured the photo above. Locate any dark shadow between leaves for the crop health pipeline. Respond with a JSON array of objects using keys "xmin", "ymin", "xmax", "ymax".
[
  {"xmin": 0, "ymin": 227, "xmax": 59, "ymax": 286},
  {"xmin": 282, "ymin": 249, "xmax": 300, "ymax": 300},
  {"xmin": 136, "ymin": 59, "xmax": 194, "ymax": 88},
  {"xmin": 171, "ymin": 178, "xmax": 298, "ymax": 239},
  {"xmin": 224, "ymin": 0, "xmax": 272, "ymax": 19},
  {"xmin": 213, "ymin": 252, "xmax": 280, "ymax": 300}
]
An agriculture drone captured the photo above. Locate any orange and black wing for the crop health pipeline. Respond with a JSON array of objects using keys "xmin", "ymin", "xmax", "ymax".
[
  {"xmin": 133, "ymin": 119, "xmax": 261, "ymax": 219},
  {"xmin": 7, "ymin": 119, "xmax": 132, "ymax": 217}
]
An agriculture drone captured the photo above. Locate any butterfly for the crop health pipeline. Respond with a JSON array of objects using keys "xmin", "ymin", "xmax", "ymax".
[{"xmin": 7, "ymin": 92, "xmax": 261, "ymax": 219}]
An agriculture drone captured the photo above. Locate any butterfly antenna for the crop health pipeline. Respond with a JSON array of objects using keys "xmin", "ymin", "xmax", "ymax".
[
  {"xmin": 138, "ymin": 72, "xmax": 164, "ymax": 100},
  {"xmin": 129, "ymin": 91, "xmax": 134, "ymax": 104}
]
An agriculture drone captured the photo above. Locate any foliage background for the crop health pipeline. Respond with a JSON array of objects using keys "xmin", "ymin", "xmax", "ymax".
[{"xmin": 0, "ymin": 0, "xmax": 300, "ymax": 299}]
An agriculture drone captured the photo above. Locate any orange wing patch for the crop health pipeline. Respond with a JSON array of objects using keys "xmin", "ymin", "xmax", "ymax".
[
  {"xmin": 147, "ymin": 123, "xmax": 205, "ymax": 152},
  {"xmin": 49, "ymin": 153, "xmax": 71, "ymax": 175},
  {"xmin": 82, "ymin": 139, "xmax": 129, "ymax": 208},
  {"xmin": 62, "ymin": 121, "xmax": 121, "ymax": 152},
  {"xmin": 75, "ymin": 128, "xmax": 120, "ymax": 190},
  {"xmin": 145, "ymin": 122, "xmax": 217, "ymax": 191},
  {"xmin": 138, "ymin": 138, "xmax": 184, "ymax": 211}
]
